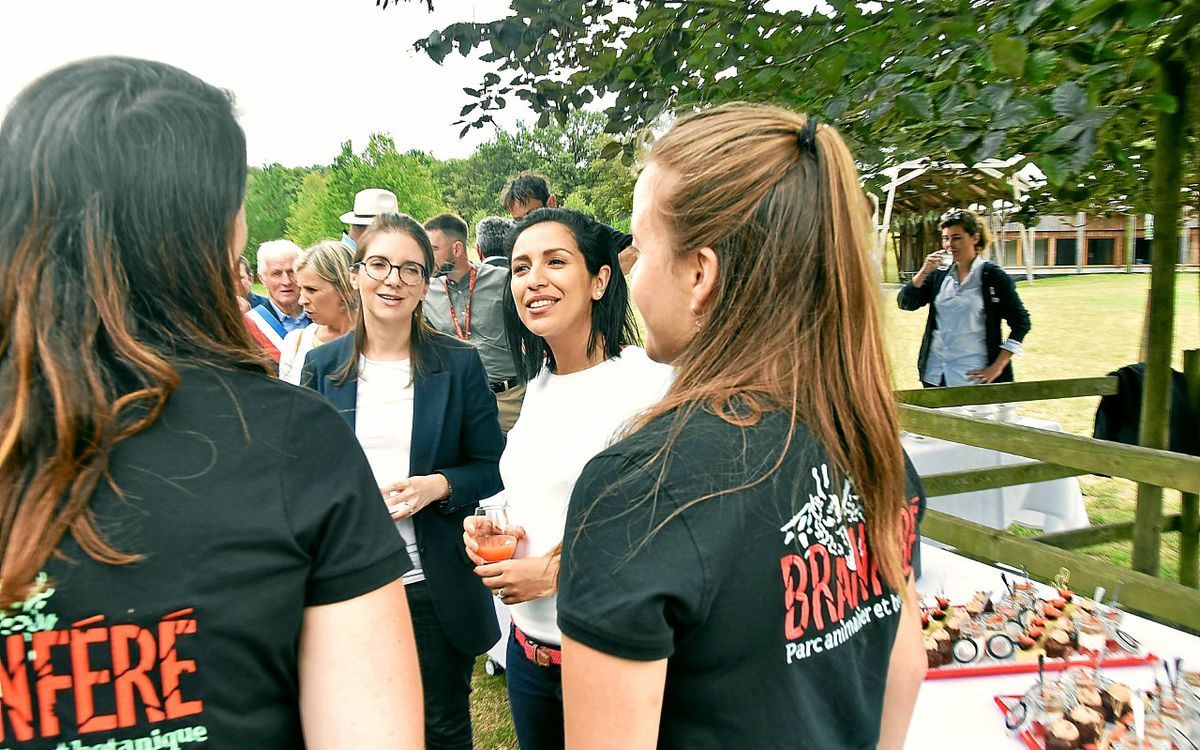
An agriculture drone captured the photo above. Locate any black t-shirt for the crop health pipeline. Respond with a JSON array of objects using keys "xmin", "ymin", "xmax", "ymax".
[
  {"xmin": 2, "ymin": 367, "xmax": 409, "ymax": 749},
  {"xmin": 558, "ymin": 406, "xmax": 924, "ymax": 750}
]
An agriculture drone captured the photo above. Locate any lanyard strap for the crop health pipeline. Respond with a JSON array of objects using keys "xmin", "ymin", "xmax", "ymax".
[{"xmin": 445, "ymin": 265, "xmax": 477, "ymax": 340}]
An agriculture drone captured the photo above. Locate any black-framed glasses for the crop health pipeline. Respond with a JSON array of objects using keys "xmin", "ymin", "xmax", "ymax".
[{"xmin": 357, "ymin": 256, "xmax": 428, "ymax": 286}]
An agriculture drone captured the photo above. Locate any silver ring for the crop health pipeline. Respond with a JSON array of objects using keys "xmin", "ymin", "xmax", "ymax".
[{"xmin": 496, "ymin": 587, "xmax": 505, "ymax": 599}]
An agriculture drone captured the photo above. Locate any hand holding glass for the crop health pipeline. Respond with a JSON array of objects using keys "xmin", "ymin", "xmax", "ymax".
[{"xmin": 470, "ymin": 507, "xmax": 518, "ymax": 562}]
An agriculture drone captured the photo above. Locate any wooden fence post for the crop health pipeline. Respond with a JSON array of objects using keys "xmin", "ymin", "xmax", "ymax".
[{"xmin": 1181, "ymin": 349, "xmax": 1200, "ymax": 588}]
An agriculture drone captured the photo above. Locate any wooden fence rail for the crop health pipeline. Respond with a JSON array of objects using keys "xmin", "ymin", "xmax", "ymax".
[
  {"xmin": 897, "ymin": 376, "xmax": 1118, "ymax": 407},
  {"xmin": 898, "ymin": 405, "xmax": 1200, "ymax": 495},
  {"xmin": 921, "ymin": 511, "xmax": 1200, "ymax": 630}
]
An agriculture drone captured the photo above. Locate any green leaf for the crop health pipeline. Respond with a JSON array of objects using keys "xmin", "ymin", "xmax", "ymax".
[
  {"xmin": 1025, "ymin": 49, "xmax": 1059, "ymax": 84},
  {"xmin": 1071, "ymin": 0, "xmax": 1123, "ymax": 25},
  {"xmin": 600, "ymin": 140, "xmax": 623, "ymax": 160},
  {"xmin": 990, "ymin": 99, "xmax": 1037, "ymax": 129},
  {"xmin": 1042, "ymin": 122, "xmax": 1085, "ymax": 151},
  {"xmin": 1123, "ymin": 0, "xmax": 1166, "ymax": 29},
  {"xmin": 460, "ymin": 103, "xmax": 478, "ymax": 117},
  {"xmin": 1149, "ymin": 92, "xmax": 1178, "ymax": 113},
  {"xmin": 1038, "ymin": 154, "xmax": 1068, "ymax": 186},
  {"xmin": 990, "ymin": 36, "xmax": 1029, "ymax": 78},
  {"xmin": 979, "ymin": 84, "xmax": 1014, "ymax": 111},
  {"xmin": 1051, "ymin": 81, "xmax": 1087, "ymax": 117},
  {"xmin": 896, "ymin": 92, "xmax": 934, "ymax": 120},
  {"xmin": 973, "ymin": 129, "xmax": 1006, "ymax": 162},
  {"xmin": 1016, "ymin": 0, "xmax": 1056, "ymax": 32}
]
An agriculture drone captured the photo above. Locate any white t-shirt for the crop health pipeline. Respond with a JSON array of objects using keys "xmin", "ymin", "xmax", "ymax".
[
  {"xmin": 355, "ymin": 356, "xmax": 423, "ymax": 584},
  {"xmin": 279, "ymin": 324, "xmax": 321, "ymax": 385},
  {"xmin": 502, "ymin": 346, "xmax": 674, "ymax": 644}
]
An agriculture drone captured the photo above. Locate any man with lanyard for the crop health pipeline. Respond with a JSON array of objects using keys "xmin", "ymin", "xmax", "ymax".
[
  {"xmin": 423, "ymin": 213, "xmax": 524, "ymax": 432},
  {"xmin": 245, "ymin": 239, "xmax": 309, "ymax": 366}
]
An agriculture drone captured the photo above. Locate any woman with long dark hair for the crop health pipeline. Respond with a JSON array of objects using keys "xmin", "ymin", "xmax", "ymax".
[
  {"xmin": 557, "ymin": 105, "xmax": 927, "ymax": 749},
  {"xmin": 0, "ymin": 58, "xmax": 422, "ymax": 749},
  {"xmin": 462, "ymin": 208, "xmax": 672, "ymax": 749},
  {"xmin": 302, "ymin": 213, "xmax": 504, "ymax": 750}
]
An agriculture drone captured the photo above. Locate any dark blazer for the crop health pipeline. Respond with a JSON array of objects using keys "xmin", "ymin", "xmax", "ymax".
[
  {"xmin": 301, "ymin": 332, "xmax": 503, "ymax": 655},
  {"xmin": 248, "ymin": 291, "xmax": 273, "ymax": 315},
  {"xmin": 897, "ymin": 260, "xmax": 1031, "ymax": 384}
]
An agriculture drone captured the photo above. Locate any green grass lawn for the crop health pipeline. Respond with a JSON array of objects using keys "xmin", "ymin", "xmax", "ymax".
[{"xmin": 465, "ymin": 272, "xmax": 1200, "ymax": 748}]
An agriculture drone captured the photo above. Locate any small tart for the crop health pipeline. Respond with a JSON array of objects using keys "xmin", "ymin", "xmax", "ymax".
[
  {"xmin": 1067, "ymin": 704, "xmax": 1103, "ymax": 744},
  {"xmin": 1045, "ymin": 628, "xmax": 1071, "ymax": 659},
  {"xmin": 1044, "ymin": 718, "xmax": 1080, "ymax": 750}
]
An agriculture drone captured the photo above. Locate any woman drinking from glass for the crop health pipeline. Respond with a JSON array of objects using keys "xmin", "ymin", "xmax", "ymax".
[{"xmin": 897, "ymin": 208, "xmax": 1032, "ymax": 386}]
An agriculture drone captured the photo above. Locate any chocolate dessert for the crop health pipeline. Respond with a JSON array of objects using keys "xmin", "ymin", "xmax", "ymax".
[
  {"xmin": 1067, "ymin": 704, "xmax": 1103, "ymax": 744},
  {"xmin": 1044, "ymin": 718, "xmax": 1080, "ymax": 750},
  {"xmin": 1044, "ymin": 629, "xmax": 1071, "ymax": 659},
  {"xmin": 1076, "ymin": 685, "xmax": 1103, "ymax": 715},
  {"xmin": 924, "ymin": 635, "xmax": 942, "ymax": 669},
  {"xmin": 1100, "ymin": 682, "xmax": 1132, "ymax": 723}
]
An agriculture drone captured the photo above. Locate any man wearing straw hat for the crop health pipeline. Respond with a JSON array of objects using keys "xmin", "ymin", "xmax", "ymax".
[{"xmin": 340, "ymin": 188, "xmax": 399, "ymax": 249}]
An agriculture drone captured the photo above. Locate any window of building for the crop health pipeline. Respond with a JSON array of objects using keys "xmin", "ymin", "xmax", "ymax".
[
  {"xmin": 1134, "ymin": 237, "xmax": 1152, "ymax": 264},
  {"xmin": 1034, "ymin": 238, "xmax": 1049, "ymax": 266},
  {"xmin": 1055, "ymin": 238, "xmax": 1077, "ymax": 266},
  {"xmin": 1087, "ymin": 237, "xmax": 1115, "ymax": 266}
]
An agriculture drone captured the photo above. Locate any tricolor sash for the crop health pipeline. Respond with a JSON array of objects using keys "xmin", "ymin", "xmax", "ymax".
[{"xmin": 245, "ymin": 305, "xmax": 287, "ymax": 364}]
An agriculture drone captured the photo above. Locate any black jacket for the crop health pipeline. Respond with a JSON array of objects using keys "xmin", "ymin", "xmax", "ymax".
[
  {"xmin": 1093, "ymin": 363, "xmax": 1199, "ymax": 456},
  {"xmin": 897, "ymin": 261, "xmax": 1031, "ymax": 384},
  {"xmin": 301, "ymin": 333, "xmax": 504, "ymax": 655}
]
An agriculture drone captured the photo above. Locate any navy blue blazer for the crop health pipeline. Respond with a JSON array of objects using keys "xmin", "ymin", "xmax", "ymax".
[{"xmin": 301, "ymin": 331, "xmax": 503, "ymax": 655}]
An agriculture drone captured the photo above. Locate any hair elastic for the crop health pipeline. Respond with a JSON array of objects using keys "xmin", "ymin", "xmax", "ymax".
[{"xmin": 796, "ymin": 118, "xmax": 820, "ymax": 154}]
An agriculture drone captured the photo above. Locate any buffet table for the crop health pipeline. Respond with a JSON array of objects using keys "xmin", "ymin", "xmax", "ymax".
[
  {"xmin": 903, "ymin": 411, "xmax": 1089, "ymax": 532},
  {"xmin": 908, "ymin": 542, "xmax": 1199, "ymax": 749}
]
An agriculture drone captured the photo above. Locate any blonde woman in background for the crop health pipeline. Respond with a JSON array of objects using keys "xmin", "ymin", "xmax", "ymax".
[{"xmin": 279, "ymin": 240, "xmax": 357, "ymax": 384}]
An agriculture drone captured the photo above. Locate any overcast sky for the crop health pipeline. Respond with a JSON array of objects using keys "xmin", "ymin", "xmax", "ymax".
[{"xmin": 0, "ymin": 0, "xmax": 535, "ymax": 167}]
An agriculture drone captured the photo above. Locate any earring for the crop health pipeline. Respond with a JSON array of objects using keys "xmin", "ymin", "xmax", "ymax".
[{"xmin": 692, "ymin": 307, "xmax": 703, "ymax": 333}]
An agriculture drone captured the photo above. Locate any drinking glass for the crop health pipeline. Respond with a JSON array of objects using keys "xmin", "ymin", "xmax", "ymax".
[{"xmin": 471, "ymin": 507, "xmax": 518, "ymax": 562}]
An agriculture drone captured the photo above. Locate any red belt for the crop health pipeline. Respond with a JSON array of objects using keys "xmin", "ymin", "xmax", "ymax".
[{"xmin": 514, "ymin": 626, "xmax": 562, "ymax": 667}]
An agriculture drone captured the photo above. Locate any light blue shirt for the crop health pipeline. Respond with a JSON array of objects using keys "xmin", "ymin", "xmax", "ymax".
[
  {"xmin": 268, "ymin": 298, "xmax": 310, "ymax": 334},
  {"xmin": 923, "ymin": 256, "xmax": 1011, "ymax": 386}
]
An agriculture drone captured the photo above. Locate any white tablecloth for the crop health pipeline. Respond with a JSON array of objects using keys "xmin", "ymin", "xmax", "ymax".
[
  {"xmin": 908, "ymin": 542, "xmax": 1199, "ymax": 749},
  {"xmin": 903, "ymin": 412, "xmax": 1089, "ymax": 532}
]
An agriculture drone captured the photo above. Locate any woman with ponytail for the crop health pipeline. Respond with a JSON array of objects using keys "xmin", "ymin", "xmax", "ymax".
[
  {"xmin": 557, "ymin": 105, "xmax": 927, "ymax": 749},
  {"xmin": 0, "ymin": 58, "xmax": 422, "ymax": 749}
]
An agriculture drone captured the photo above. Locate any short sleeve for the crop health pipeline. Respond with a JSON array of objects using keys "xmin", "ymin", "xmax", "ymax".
[
  {"xmin": 281, "ymin": 389, "xmax": 411, "ymax": 606},
  {"xmin": 558, "ymin": 449, "xmax": 705, "ymax": 661}
]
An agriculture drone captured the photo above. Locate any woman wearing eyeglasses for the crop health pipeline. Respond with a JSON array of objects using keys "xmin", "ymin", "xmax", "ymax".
[
  {"xmin": 897, "ymin": 209, "xmax": 1031, "ymax": 386},
  {"xmin": 302, "ymin": 213, "xmax": 504, "ymax": 750}
]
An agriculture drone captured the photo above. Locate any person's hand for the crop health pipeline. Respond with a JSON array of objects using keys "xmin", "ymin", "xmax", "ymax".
[
  {"xmin": 381, "ymin": 474, "xmax": 449, "ymax": 521},
  {"xmin": 921, "ymin": 251, "xmax": 945, "ymax": 274},
  {"xmin": 966, "ymin": 362, "xmax": 1005, "ymax": 384},
  {"xmin": 463, "ymin": 518, "xmax": 526, "ymax": 566},
  {"xmin": 473, "ymin": 553, "xmax": 557, "ymax": 604}
]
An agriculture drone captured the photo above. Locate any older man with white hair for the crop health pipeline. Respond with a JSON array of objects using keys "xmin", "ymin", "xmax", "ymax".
[{"xmin": 246, "ymin": 239, "xmax": 309, "ymax": 364}]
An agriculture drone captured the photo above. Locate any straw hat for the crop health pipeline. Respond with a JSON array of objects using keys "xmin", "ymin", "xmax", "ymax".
[{"xmin": 340, "ymin": 188, "xmax": 399, "ymax": 225}]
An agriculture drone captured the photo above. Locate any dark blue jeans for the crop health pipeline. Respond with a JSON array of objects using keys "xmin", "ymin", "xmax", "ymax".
[
  {"xmin": 505, "ymin": 628, "xmax": 564, "ymax": 750},
  {"xmin": 407, "ymin": 581, "xmax": 476, "ymax": 750}
]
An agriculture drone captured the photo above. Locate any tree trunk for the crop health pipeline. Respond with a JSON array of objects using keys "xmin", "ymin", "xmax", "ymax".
[{"xmin": 1131, "ymin": 54, "xmax": 1191, "ymax": 576}]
